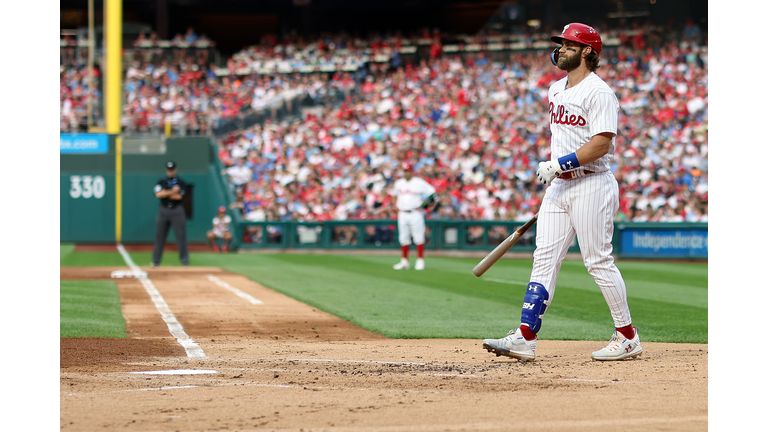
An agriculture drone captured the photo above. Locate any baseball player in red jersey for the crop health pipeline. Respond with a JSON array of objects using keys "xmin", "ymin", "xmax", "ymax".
[
  {"xmin": 483, "ymin": 23, "xmax": 642, "ymax": 362},
  {"xmin": 390, "ymin": 162, "xmax": 437, "ymax": 270}
]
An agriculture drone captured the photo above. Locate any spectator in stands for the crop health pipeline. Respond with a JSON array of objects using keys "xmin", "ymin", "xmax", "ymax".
[
  {"xmin": 224, "ymin": 157, "xmax": 253, "ymax": 192},
  {"xmin": 133, "ymin": 32, "xmax": 149, "ymax": 47},
  {"xmin": 229, "ymin": 189, "xmax": 247, "ymax": 218},
  {"xmin": 184, "ymin": 27, "xmax": 199, "ymax": 44}
]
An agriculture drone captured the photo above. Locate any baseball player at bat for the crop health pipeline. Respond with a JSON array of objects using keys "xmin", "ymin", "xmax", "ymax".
[
  {"xmin": 483, "ymin": 23, "xmax": 642, "ymax": 362},
  {"xmin": 390, "ymin": 161, "xmax": 436, "ymax": 271}
]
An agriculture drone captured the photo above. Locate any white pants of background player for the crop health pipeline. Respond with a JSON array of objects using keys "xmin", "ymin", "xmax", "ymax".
[
  {"xmin": 529, "ymin": 171, "xmax": 632, "ymax": 328},
  {"xmin": 211, "ymin": 228, "xmax": 229, "ymax": 239},
  {"xmin": 397, "ymin": 210, "xmax": 426, "ymax": 246}
]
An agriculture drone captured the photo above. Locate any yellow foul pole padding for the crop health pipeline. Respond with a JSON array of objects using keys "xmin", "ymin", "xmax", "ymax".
[
  {"xmin": 115, "ymin": 136, "xmax": 123, "ymax": 243},
  {"xmin": 105, "ymin": 0, "xmax": 123, "ymax": 243},
  {"xmin": 105, "ymin": 0, "xmax": 122, "ymax": 134}
]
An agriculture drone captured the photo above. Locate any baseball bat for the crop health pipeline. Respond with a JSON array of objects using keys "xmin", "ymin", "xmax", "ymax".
[{"xmin": 472, "ymin": 213, "xmax": 538, "ymax": 277}]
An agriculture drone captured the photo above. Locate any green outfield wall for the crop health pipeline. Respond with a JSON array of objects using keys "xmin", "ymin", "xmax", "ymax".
[
  {"xmin": 60, "ymin": 135, "xmax": 227, "ymax": 243},
  {"xmin": 232, "ymin": 219, "xmax": 707, "ymax": 260}
]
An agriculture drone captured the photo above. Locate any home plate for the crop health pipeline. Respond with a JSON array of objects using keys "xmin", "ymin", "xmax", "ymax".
[
  {"xmin": 129, "ymin": 369, "xmax": 217, "ymax": 375},
  {"xmin": 111, "ymin": 270, "xmax": 147, "ymax": 278}
]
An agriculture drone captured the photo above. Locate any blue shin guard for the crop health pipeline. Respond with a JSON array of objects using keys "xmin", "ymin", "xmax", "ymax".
[{"xmin": 520, "ymin": 282, "xmax": 550, "ymax": 333}]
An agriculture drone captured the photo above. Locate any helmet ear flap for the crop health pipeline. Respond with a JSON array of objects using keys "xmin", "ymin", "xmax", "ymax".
[{"xmin": 550, "ymin": 48, "xmax": 560, "ymax": 66}]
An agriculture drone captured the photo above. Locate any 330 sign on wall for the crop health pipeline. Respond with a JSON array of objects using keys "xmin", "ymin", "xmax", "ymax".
[{"xmin": 69, "ymin": 175, "xmax": 106, "ymax": 199}]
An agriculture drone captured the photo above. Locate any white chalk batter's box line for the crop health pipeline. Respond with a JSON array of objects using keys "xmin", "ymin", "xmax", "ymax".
[
  {"xmin": 114, "ymin": 246, "xmax": 267, "ymax": 359},
  {"xmin": 113, "ymin": 358, "xmax": 691, "ymax": 388},
  {"xmin": 110, "ymin": 365, "xmax": 481, "ymax": 379},
  {"xmin": 116, "ymin": 244, "xmax": 206, "ymax": 359},
  {"xmin": 118, "ymin": 360, "xmax": 687, "ymax": 386},
  {"xmin": 206, "ymin": 274, "xmax": 264, "ymax": 305},
  {"xmin": 197, "ymin": 362, "xmax": 687, "ymax": 386},
  {"xmin": 66, "ymin": 361, "xmax": 687, "ymax": 398},
  {"xmin": 210, "ymin": 365, "xmax": 685, "ymax": 385},
  {"xmin": 118, "ymin": 365, "xmax": 684, "ymax": 386}
]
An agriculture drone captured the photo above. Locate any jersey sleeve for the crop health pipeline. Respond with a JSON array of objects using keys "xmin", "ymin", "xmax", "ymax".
[
  {"xmin": 421, "ymin": 178, "xmax": 436, "ymax": 196},
  {"xmin": 587, "ymin": 90, "xmax": 619, "ymax": 137}
]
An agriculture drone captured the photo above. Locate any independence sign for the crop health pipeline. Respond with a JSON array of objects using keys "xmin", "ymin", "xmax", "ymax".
[{"xmin": 620, "ymin": 229, "xmax": 708, "ymax": 258}]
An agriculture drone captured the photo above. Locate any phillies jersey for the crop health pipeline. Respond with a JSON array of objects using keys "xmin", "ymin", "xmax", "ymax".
[
  {"xmin": 392, "ymin": 177, "xmax": 436, "ymax": 211},
  {"xmin": 212, "ymin": 214, "xmax": 232, "ymax": 236},
  {"xmin": 548, "ymin": 72, "xmax": 619, "ymax": 173}
]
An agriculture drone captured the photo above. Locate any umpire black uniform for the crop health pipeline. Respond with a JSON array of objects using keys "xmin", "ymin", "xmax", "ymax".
[{"xmin": 151, "ymin": 161, "xmax": 189, "ymax": 266}]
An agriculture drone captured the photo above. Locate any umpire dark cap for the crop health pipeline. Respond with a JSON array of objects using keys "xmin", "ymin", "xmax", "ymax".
[{"xmin": 166, "ymin": 161, "xmax": 177, "ymax": 170}]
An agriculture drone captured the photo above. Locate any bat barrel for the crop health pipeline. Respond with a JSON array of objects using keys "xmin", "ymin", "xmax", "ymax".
[{"xmin": 471, "ymin": 213, "xmax": 538, "ymax": 277}]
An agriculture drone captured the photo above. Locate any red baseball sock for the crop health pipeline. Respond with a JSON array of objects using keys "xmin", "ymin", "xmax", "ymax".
[
  {"xmin": 616, "ymin": 325, "xmax": 635, "ymax": 340},
  {"xmin": 416, "ymin": 244, "xmax": 425, "ymax": 259},
  {"xmin": 401, "ymin": 245, "xmax": 410, "ymax": 259},
  {"xmin": 519, "ymin": 325, "xmax": 537, "ymax": 341}
]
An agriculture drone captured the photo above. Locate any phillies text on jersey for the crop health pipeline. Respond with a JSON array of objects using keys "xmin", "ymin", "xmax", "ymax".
[
  {"xmin": 547, "ymin": 72, "xmax": 619, "ymax": 173},
  {"xmin": 392, "ymin": 177, "xmax": 436, "ymax": 211}
]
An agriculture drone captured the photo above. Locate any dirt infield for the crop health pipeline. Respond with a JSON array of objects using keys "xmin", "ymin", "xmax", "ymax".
[{"xmin": 60, "ymin": 266, "xmax": 707, "ymax": 431}]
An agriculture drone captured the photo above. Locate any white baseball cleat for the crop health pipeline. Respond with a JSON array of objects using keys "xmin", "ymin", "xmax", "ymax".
[
  {"xmin": 393, "ymin": 259, "xmax": 410, "ymax": 270},
  {"xmin": 482, "ymin": 328, "xmax": 537, "ymax": 362},
  {"xmin": 415, "ymin": 258, "xmax": 425, "ymax": 270},
  {"xmin": 591, "ymin": 328, "xmax": 643, "ymax": 361}
]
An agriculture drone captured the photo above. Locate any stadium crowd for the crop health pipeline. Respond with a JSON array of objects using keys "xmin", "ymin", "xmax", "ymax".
[
  {"xmin": 60, "ymin": 64, "xmax": 101, "ymax": 132},
  {"xmin": 215, "ymin": 22, "xmax": 708, "ymax": 225},
  {"xmin": 60, "ymin": 27, "xmax": 352, "ymax": 136},
  {"xmin": 60, "ymin": 20, "xmax": 708, "ymax": 225}
]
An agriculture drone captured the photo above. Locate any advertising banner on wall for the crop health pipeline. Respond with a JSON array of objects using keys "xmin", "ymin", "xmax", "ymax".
[
  {"xmin": 60, "ymin": 133, "xmax": 109, "ymax": 154},
  {"xmin": 619, "ymin": 229, "xmax": 708, "ymax": 258}
]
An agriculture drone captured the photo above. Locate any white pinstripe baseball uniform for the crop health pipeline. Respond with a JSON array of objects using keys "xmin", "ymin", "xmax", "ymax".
[
  {"xmin": 483, "ymin": 24, "xmax": 641, "ymax": 363},
  {"xmin": 392, "ymin": 176, "xmax": 436, "ymax": 246},
  {"xmin": 530, "ymin": 72, "xmax": 632, "ymax": 328}
]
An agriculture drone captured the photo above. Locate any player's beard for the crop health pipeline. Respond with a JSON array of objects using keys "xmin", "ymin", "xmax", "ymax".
[{"xmin": 557, "ymin": 48, "xmax": 582, "ymax": 71}]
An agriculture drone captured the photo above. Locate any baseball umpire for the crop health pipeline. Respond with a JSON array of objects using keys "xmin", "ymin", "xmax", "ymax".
[{"xmin": 151, "ymin": 160, "xmax": 190, "ymax": 267}]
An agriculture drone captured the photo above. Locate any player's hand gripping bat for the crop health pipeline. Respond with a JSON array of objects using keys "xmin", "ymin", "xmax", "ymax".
[{"xmin": 472, "ymin": 213, "xmax": 538, "ymax": 277}]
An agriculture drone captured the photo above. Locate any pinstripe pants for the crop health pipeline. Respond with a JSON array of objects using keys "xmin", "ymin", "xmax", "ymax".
[{"xmin": 529, "ymin": 171, "xmax": 632, "ymax": 328}]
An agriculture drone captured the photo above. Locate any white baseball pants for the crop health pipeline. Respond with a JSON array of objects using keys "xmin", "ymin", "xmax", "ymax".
[
  {"xmin": 397, "ymin": 210, "xmax": 426, "ymax": 246},
  {"xmin": 529, "ymin": 171, "xmax": 632, "ymax": 328}
]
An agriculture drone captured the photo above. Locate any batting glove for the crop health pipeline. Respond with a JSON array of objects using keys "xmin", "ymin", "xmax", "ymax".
[{"xmin": 536, "ymin": 161, "xmax": 562, "ymax": 185}]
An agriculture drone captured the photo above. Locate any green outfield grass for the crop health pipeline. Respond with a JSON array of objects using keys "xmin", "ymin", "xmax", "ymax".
[
  {"xmin": 59, "ymin": 245, "xmax": 707, "ymax": 343},
  {"xmin": 60, "ymin": 280, "xmax": 127, "ymax": 338}
]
